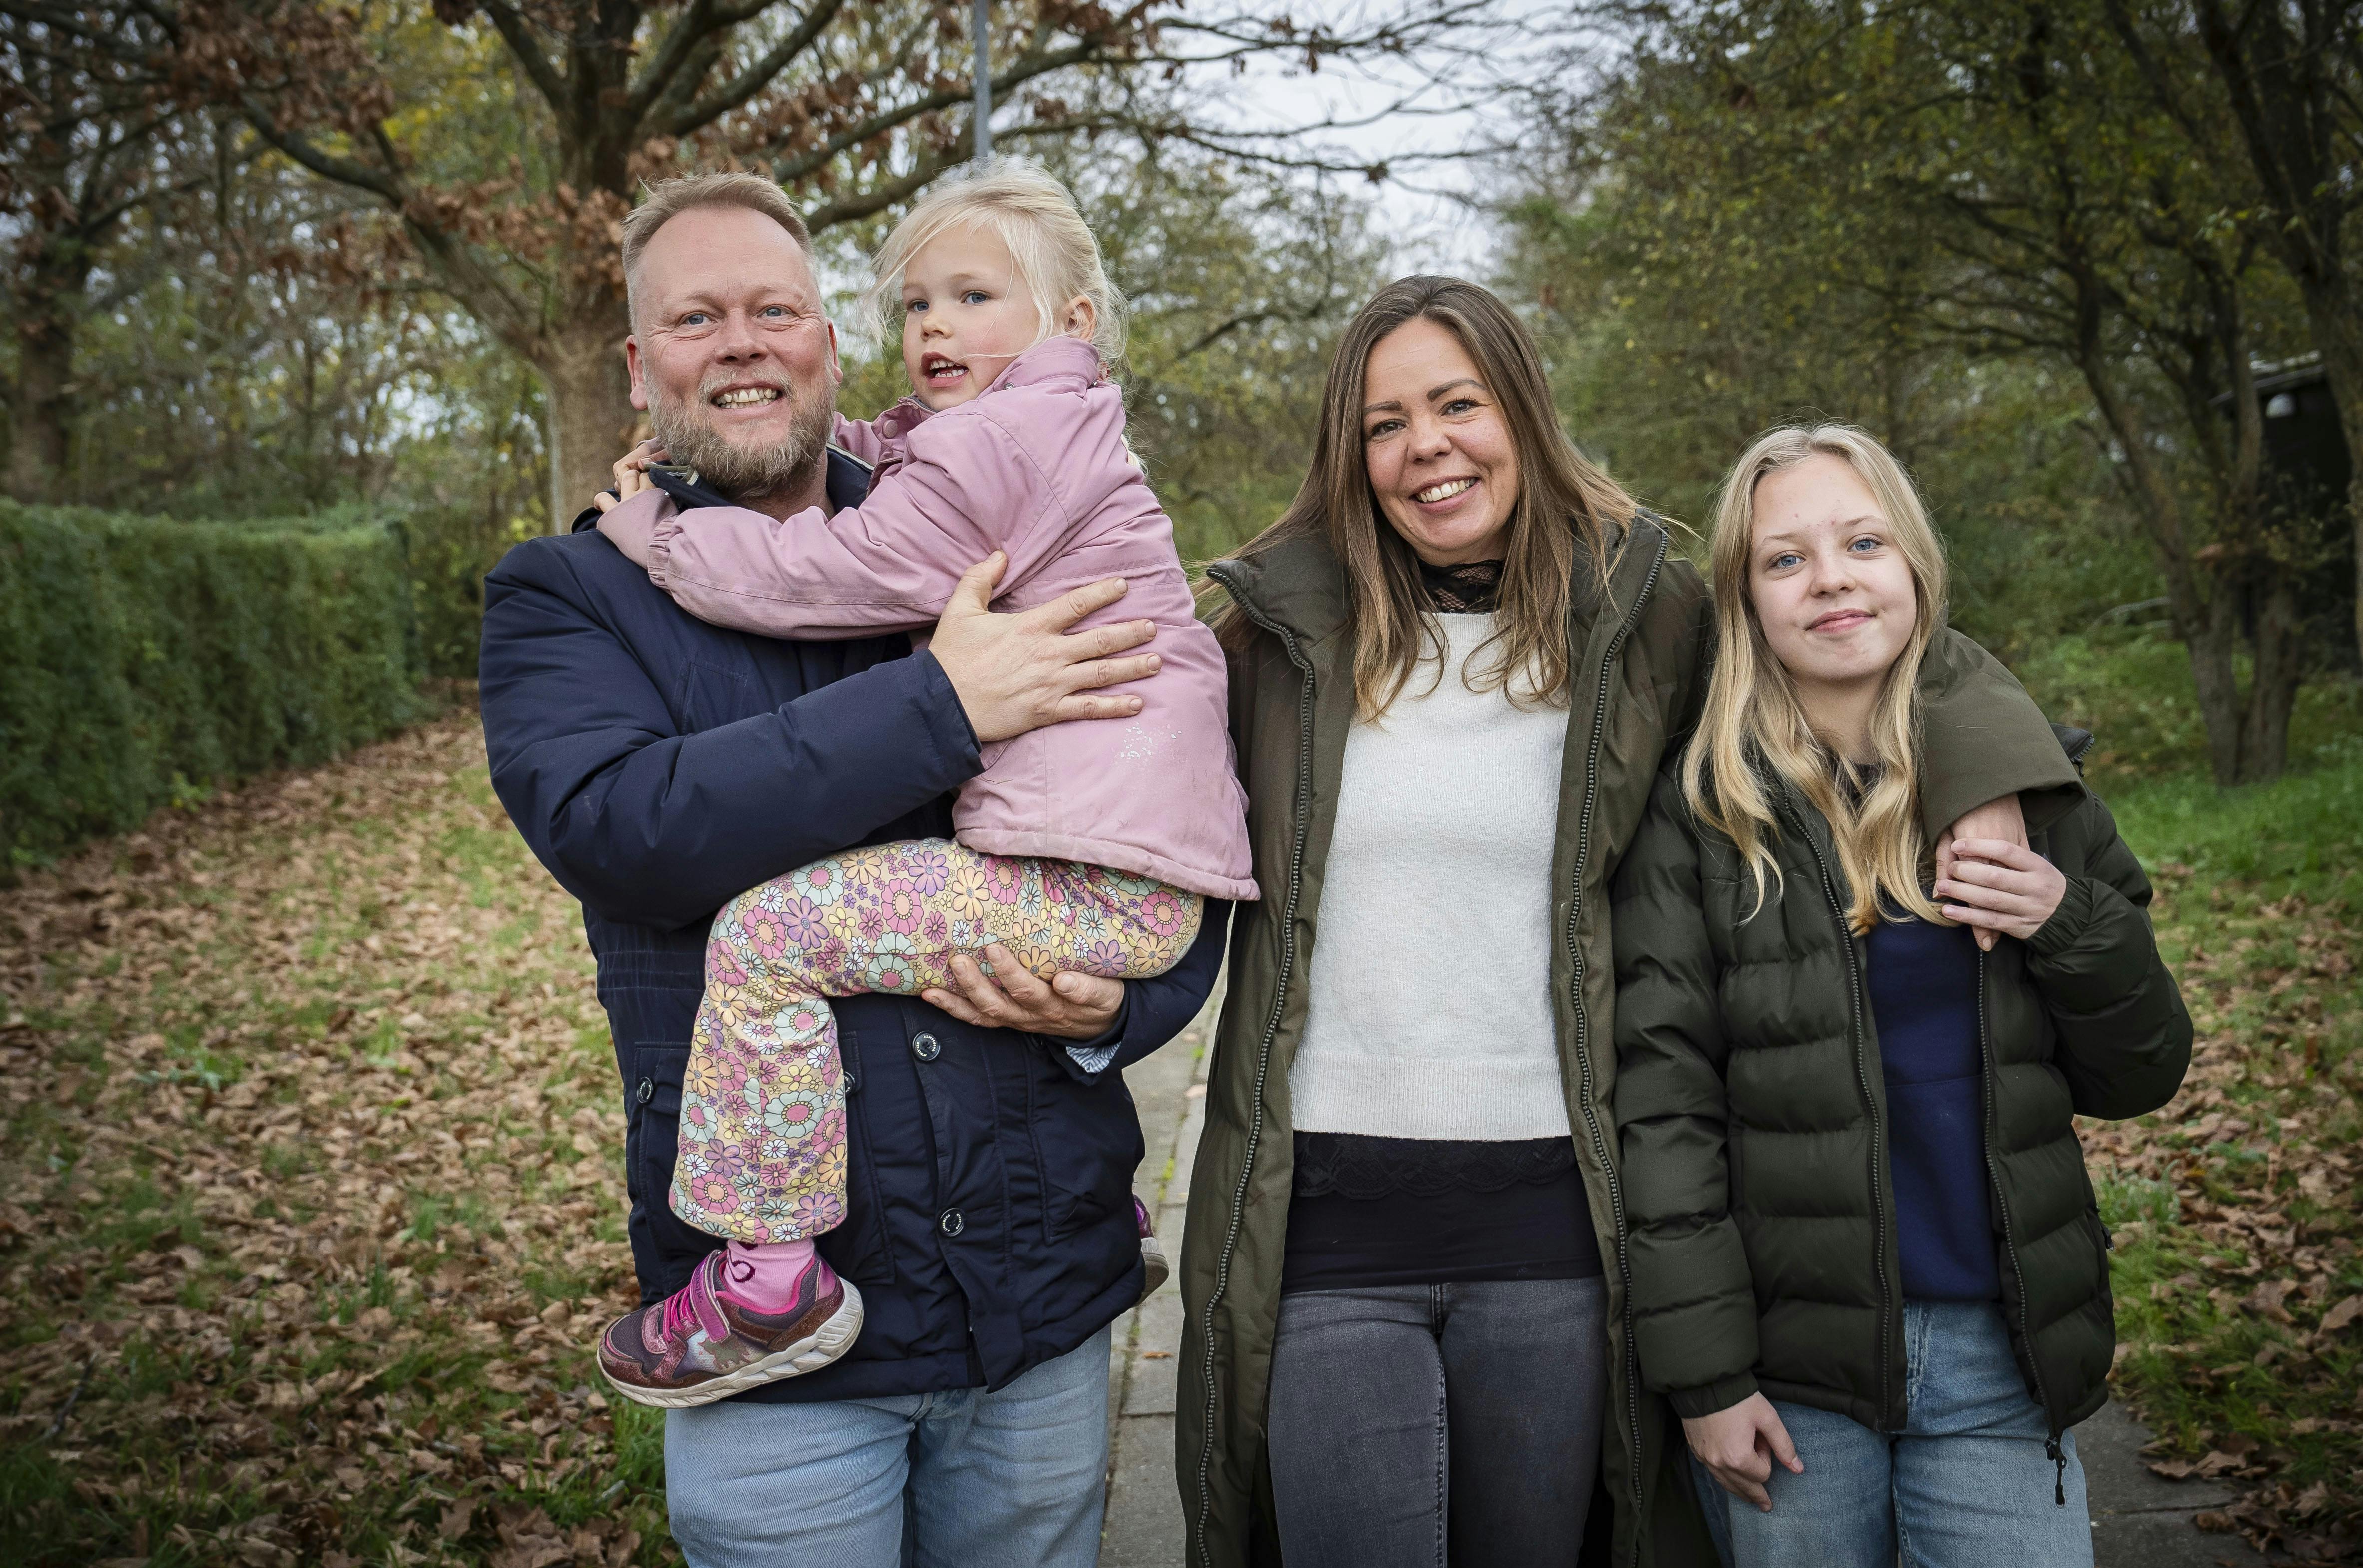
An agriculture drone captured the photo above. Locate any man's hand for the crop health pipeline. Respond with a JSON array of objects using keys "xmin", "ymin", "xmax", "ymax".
[
  {"xmin": 1682, "ymin": 1393, "xmax": 1802, "ymax": 1512},
  {"xmin": 931, "ymin": 554, "xmax": 1161, "ymax": 744},
  {"xmin": 920, "ymin": 943, "xmax": 1124, "ymax": 1040},
  {"xmin": 1935, "ymin": 838, "xmax": 2067, "ymax": 943},
  {"xmin": 1936, "ymin": 793, "xmax": 2027, "ymax": 952}
]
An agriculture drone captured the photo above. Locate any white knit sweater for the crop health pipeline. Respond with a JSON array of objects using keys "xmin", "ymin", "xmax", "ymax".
[{"xmin": 1290, "ymin": 614, "xmax": 1574, "ymax": 1142}]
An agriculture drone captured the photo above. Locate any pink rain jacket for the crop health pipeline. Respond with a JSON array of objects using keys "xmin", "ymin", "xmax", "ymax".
[{"xmin": 596, "ymin": 336, "xmax": 1257, "ymax": 902}]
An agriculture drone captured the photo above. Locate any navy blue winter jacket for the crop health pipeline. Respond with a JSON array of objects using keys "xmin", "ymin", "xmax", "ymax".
[{"xmin": 478, "ymin": 453, "xmax": 1226, "ymax": 1401}]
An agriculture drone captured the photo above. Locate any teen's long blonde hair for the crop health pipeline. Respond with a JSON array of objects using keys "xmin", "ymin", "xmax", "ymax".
[{"xmin": 1680, "ymin": 424, "xmax": 1950, "ymax": 934}]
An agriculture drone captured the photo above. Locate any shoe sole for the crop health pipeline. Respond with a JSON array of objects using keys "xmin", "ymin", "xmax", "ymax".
[
  {"xmin": 602, "ymin": 1280, "xmax": 865, "ymax": 1410},
  {"xmin": 1140, "ymin": 1236, "xmax": 1170, "ymax": 1299}
]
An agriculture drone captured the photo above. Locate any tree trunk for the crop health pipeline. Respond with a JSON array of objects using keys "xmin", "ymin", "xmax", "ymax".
[
  {"xmin": 2180, "ymin": 562, "xmax": 2305, "ymax": 786},
  {"xmin": 2238, "ymin": 574, "xmax": 2305, "ymax": 784},
  {"xmin": 2303, "ymin": 314, "xmax": 2363, "ymax": 661},
  {"xmin": 6, "ymin": 244, "xmax": 89, "ymax": 504},
  {"xmin": 539, "ymin": 332, "xmax": 638, "ymax": 534},
  {"xmin": 2184, "ymin": 596, "xmax": 2250, "ymax": 787},
  {"xmin": 2273, "ymin": 276, "xmax": 2363, "ymax": 663}
]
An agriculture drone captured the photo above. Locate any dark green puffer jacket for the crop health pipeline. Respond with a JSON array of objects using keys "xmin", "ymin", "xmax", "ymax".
[{"xmin": 1610, "ymin": 732, "xmax": 2192, "ymax": 1460}]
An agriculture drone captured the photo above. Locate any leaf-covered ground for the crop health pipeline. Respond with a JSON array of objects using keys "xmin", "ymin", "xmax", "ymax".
[
  {"xmin": 3, "ymin": 707, "xmax": 2359, "ymax": 1567},
  {"xmin": 2096, "ymin": 748, "xmax": 2363, "ymax": 1563},
  {"xmin": 0, "ymin": 709, "xmax": 668, "ymax": 1567}
]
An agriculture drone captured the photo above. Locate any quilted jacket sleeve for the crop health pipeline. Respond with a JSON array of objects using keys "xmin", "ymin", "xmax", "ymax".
[
  {"xmin": 595, "ymin": 406, "xmax": 1076, "ymax": 640},
  {"xmin": 1916, "ymin": 628, "xmax": 2084, "ymax": 838},
  {"xmin": 2024, "ymin": 792, "xmax": 2194, "ymax": 1119},
  {"xmin": 1611, "ymin": 773, "xmax": 1763, "ymax": 1418},
  {"xmin": 478, "ymin": 537, "xmax": 981, "ymax": 930}
]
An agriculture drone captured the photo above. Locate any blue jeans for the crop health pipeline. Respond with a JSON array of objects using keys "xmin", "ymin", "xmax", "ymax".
[
  {"xmin": 663, "ymin": 1326, "xmax": 1111, "ymax": 1568},
  {"xmin": 1267, "ymin": 1277, "xmax": 1609, "ymax": 1568},
  {"xmin": 1694, "ymin": 1300, "xmax": 2092, "ymax": 1568}
]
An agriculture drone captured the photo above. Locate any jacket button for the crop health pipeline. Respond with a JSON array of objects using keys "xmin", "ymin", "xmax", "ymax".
[
  {"xmin": 842, "ymin": 1067, "xmax": 859, "ymax": 1094},
  {"xmin": 911, "ymin": 1032, "xmax": 941, "ymax": 1062},
  {"xmin": 939, "ymin": 1208, "xmax": 965, "ymax": 1237},
  {"xmin": 636, "ymin": 1078, "xmax": 654, "ymax": 1105}
]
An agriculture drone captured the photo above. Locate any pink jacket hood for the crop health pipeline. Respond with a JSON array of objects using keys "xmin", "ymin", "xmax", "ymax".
[{"xmin": 598, "ymin": 336, "xmax": 1256, "ymax": 902}]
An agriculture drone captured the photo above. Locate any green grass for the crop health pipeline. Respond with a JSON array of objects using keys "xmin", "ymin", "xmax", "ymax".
[
  {"xmin": 0, "ymin": 719, "xmax": 668, "ymax": 1567},
  {"xmin": 2078, "ymin": 710, "xmax": 2363, "ymax": 1556}
]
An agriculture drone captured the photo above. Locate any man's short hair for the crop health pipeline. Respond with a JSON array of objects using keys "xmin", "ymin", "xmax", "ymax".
[{"xmin": 622, "ymin": 172, "xmax": 815, "ymax": 332}]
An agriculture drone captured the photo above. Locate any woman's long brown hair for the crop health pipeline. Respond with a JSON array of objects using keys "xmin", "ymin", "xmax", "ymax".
[{"xmin": 1208, "ymin": 275, "xmax": 1638, "ymax": 718}]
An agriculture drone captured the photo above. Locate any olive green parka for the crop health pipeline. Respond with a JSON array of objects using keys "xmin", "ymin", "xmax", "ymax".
[
  {"xmin": 1176, "ymin": 520, "xmax": 2082, "ymax": 1568},
  {"xmin": 1609, "ymin": 738, "xmax": 2191, "ymax": 1466}
]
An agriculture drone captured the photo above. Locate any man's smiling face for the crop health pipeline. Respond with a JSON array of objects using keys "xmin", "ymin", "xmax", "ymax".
[{"xmin": 625, "ymin": 203, "xmax": 842, "ymax": 503}]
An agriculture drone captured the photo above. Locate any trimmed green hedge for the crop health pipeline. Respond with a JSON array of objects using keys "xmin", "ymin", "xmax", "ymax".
[{"xmin": 0, "ymin": 501, "xmax": 429, "ymax": 868}]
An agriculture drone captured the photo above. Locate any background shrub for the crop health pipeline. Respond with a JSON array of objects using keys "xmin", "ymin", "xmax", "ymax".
[
  {"xmin": 402, "ymin": 505, "xmax": 537, "ymax": 681},
  {"xmin": 0, "ymin": 501, "xmax": 429, "ymax": 868}
]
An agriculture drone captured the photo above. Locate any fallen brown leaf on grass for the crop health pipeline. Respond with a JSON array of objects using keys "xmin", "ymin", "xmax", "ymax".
[
  {"xmin": 0, "ymin": 711, "xmax": 670, "ymax": 1565},
  {"xmin": 2089, "ymin": 882, "xmax": 2363, "ymax": 1564}
]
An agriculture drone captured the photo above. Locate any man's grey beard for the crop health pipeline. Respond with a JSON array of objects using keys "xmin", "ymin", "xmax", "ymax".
[{"xmin": 648, "ymin": 379, "xmax": 834, "ymax": 505}]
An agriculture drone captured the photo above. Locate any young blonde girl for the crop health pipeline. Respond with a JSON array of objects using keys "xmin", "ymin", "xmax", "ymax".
[
  {"xmin": 588, "ymin": 161, "xmax": 1255, "ymax": 1407},
  {"xmin": 1611, "ymin": 425, "xmax": 2191, "ymax": 1566}
]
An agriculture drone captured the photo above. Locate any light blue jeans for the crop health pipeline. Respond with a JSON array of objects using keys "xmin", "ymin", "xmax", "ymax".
[
  {"xmin": 1694, "ymin": 1301, "xmax": 2093, "ymax": 1568},
  {"xmin": 663, "ymin": 1326, "xmax": 1111, "ymax": 1568}
]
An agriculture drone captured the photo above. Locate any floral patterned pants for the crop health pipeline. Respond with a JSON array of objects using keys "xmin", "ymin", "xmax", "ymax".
[{"xmin": 670, "ymin": 840, "xmax": 1205, "ymax": 1244}]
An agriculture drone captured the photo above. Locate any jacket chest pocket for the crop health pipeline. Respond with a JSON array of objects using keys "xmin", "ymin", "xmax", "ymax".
[
  {"xmin": 625, "ymin": 1037, "xmax": 897, "ymax": 1290},
  {"xmin": 1028, "ymin": 1045, "xmax": 1144, "ymax": 1242},
  {"xmin": 820, "ymin": 1026, "xmax": 896, "ymax": 1288},
  {"xmin": 624, "ymin": 1041, "xmax": 727, "ymax": 1288},
  {"xmin": 673, "ymin": 660, "xmax": 763, "ymax": 731}
]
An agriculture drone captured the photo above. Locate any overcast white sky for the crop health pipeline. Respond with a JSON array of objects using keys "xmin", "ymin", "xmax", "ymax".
[
  {"xmin": 1171, "ymin": 0, "xmax": 1586, "ymax": 274},
  {"xmin": 818, "ymin": 3, "xmax": 1590, "ymax": 343}
]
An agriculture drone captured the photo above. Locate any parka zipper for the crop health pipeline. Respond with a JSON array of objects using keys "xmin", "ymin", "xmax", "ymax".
[
  {"xmin": 1975, "ymin": 948, "xmax": 2069, "ymax": 1503},
  {"xmin": 1782, "ymin": 795, "xmax": 1899, "ymax": 1432},
  {"xmin": 1562, "ymin": 525, "xmax": 1669, "ymax": 1559},
  {"xmin": 1193, "ymin": 563, "xmax": 1317, "ymax": 1568}
]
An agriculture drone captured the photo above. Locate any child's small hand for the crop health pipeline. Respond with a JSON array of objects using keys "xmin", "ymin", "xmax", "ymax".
[
  {"xmin": 1934, "ymin": 838, "xmax": 2067, "ymax": 943},
  {"xmin": 1682, "ymin": 1394, "xmax": 1802, "ymax": 1512},
  {"xmin": 593, "ymin": 439, "xmax": 669, "ymax": 514}
]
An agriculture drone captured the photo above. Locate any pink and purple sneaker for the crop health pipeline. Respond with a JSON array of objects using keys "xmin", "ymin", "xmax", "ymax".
[{"xmin": 597, "ymin": 1245, "xmax": 862, "ymax": 1409}]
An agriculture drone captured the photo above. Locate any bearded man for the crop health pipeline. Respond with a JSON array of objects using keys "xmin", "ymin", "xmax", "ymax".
[{"xmin": 477, "ymin": 172, "xmax": 1221, "ymax": 1567}]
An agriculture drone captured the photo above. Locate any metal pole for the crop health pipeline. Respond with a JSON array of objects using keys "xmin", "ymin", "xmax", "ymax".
[{"xmin": 973, "ymin": 0, "xmax": 992, "ymax": 159}]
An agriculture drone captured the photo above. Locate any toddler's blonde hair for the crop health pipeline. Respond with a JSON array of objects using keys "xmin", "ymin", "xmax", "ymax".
[{"xmin": 861, "ymin": 159, "xmax": 1126, "ymax": 365}]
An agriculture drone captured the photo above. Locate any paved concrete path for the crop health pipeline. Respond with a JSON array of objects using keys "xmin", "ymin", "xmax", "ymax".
[
  {"xmin": 1096, "ymin": 989, "xmax": 2267, "ymax": 1566},
  {"xmin": 1100, "ymin": 981, "xmax": 1216, "ymax": 1568}
]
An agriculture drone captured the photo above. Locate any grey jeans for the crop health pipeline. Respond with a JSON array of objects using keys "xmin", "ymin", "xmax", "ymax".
[{"xmin": 1266, "ymin": 1276, "xmax": 1609, "ymax": 1568}]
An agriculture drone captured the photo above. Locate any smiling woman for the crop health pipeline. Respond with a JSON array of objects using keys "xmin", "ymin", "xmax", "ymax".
[
  {"xmin": 1185, "ymin": 276, "xmax": 1693, "ymax": 1568},
  {"xmin": 1357, "ymin": 316, "xmax": 1523, "ymax": 566}
]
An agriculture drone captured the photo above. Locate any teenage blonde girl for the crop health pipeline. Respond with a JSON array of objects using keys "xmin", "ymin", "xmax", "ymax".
[
  {"xmin": 1611, "ymin": 424, "xmax": 2192, "ymax": 1566},
  {"xmin": 586, "ymin": 161, "xmax": 1255, "ymax": 1407}
]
